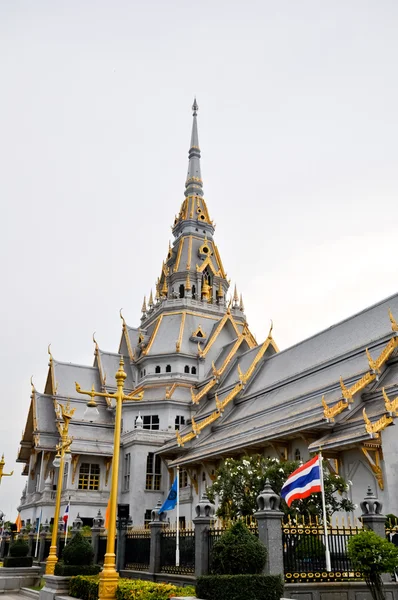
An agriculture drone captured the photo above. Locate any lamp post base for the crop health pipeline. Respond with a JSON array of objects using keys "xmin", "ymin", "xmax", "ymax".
[
  {"xmin": 98, "ymin": 554, "xmax": 119, "ymax": 600},
  {"xmin": 45, "ymin": 546, "xmax": 58, "ymax": 575}
]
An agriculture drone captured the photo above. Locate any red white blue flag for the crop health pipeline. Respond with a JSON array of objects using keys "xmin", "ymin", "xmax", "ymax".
[
  {"xmin": 281, "ymin": 455, "xmax": 321, "ymax": 507},
  {"xmin": 63, "ymin": 502, "xmax": 70, "ymax": 532}
]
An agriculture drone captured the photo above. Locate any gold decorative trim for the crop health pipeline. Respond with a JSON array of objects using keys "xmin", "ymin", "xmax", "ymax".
[
  {"xmin": 176, "ymin": 312, "xmax": 186, "ymax": 353},
  {"xmin": 322, "ymin": 396, "xmax": 349, "ymax": 422},
  {"xmin": 71, "ymin": 454, "xmax": 80, "ymax": 484},
  {"xmin": 389, "ymin": 308, "xmax": 398, "ymax": 332},
  {"xmin": 192, "ymin": 324, "xmax": 206, "ymax": 339},
  {"xmin": 191, "ymin": 378, "xmax": 217, "ymax": 404},
  {"xmin": 196, "ymin": 255, "xmax": 219, "ymax": 276},
  {"xmin": 165, "ymin": 383, "xmax": 178, "ymax": 399},
  {"xmin": 361, "ymin": 445, "xmax": 384, "ymax": 490},
  {"xmin": 142, "ymin": 316, "xmax": 163, "ymax": 356},
  {"xmin": 186, "ymin": 236, "xmax": 193, "ymax": 270},
  {"xmin": 383, "ymin": 387, "xmax": 398, "ymax": 416},
  {"xmin": 174, "ymin": 238, "xmax": 185, "ymax": 272},
  {"xmin": 363, "ymin": 407, "xmax": 393, "ymax": 439}
]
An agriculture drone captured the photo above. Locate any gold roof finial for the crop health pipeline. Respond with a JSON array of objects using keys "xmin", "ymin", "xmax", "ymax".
[
  {"xmin": 239, "ymin": 294, "xmax": 244, "ymax": 312},
  {"xmin": 185, "ymin": 272, "xmax": 191, "ymax": 291},
  {"xmin": 161, "ymin": 278, "xmax": 168, "ymax": 297},
  {"xmin": 155, "ymin": 280, "xmax": 160, "ymax": 300},
  {"xmin": 267, "ymin": 320, "xmax": 273, "ymax": 339},
  {"xmin": 48, "ymin": 343, "xmax": 53, "ymax": 364},
  {"xmin": 119, "ymin": 308, "xmax": 127, "ymax": 328},
  {"xmin": 217, "ymin": 281, "xmax": 224, "ymax": 297},
  {"xmin": 389, "ymin": 308, "xmax": 398, "ymax": 333},
  {"xmin": 30, "ymin": 376, "xmax": 35, "ymax": 394},
  {"xmin": 93, "ymin": 331, "xmax": 99, "ymax": 351},
  {"xmin": 233, "ymin": 284, "xmax": 239, "ymax": 303},
  {"xmin": 148, "ymin": 290, "xmax": 154, "ymax": 307},
  {"xmin": 141, "ymin": 296, "xmax": 147, "ymax": 314}
]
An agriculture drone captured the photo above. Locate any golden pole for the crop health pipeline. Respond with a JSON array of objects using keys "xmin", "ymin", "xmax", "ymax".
[
  {"xmin": 45, "ymin": 403, "xmax": 74, "ymax": 575},
  {"xmin": 0, "ymin": 455, "xmax": 14, "ymax": 485},
  {"xmin": 75, "ymin": 357, "xmax": 142, "ymax": 600}
]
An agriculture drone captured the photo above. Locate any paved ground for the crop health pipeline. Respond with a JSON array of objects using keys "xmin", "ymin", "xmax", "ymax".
[{"xmin": 0, "ymin": 595, "xmax": 25, "ymax": 600}]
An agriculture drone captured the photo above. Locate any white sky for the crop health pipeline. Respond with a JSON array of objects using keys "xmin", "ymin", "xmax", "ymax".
[{"xmin": 1, "ymin": 0, "xmax": 397, "ymax": 518}]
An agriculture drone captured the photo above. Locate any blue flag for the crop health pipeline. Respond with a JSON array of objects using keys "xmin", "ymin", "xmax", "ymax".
[{"xmin": 158, "ymin": 478, "xmax": 178, "ymax": 514}]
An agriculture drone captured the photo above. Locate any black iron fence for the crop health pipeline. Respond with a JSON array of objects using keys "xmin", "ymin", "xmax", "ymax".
[
  {"xmin": 160, "ymin": 527, "xmax": 195, "ymax": 575},
  {"xmin": 282, "ymin": 522, "xmax": 363, "ymax": 583},
  {"xmin": 124, "ymin": 529, "xmax": 150, "ymax": 571}
]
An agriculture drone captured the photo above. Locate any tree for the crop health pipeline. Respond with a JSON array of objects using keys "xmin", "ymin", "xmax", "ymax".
[
  {"xmin": 348, "ymin": 529, "xmax": 398, "ymax": 600},
  {"xmin": 207, "ymin": 455, "xmax": 355, "ymax": 521}
]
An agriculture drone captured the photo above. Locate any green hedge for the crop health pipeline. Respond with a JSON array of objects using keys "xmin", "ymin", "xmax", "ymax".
[
  {"xmin": 69, "ymin": 575, "xmax": 195, "ymax": 600},
  {"xmin": 54, "ymin": 562, "xmax": 101, "ymax": 576},
  {"xmin": 3, "ymin": 556, "xmax": 33, "ymax": 568},
  {"xmin": 196, "ymin": 574, "xmax": 284, "ymax": 600},
  {"xmin": 69, "ymin": 575, "xmax": 99, "ymax": 600},
  {"xmin": 9, "ymin": 539, "xmax": 29, "ymax": 557}
]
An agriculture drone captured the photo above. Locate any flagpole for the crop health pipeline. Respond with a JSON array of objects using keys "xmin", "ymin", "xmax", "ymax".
[
  {"xmin": 176, "ymin": 466, "xmax": 180, "ymax": 567},
  {"xmin": 319, "ymin": 452, "xmax": 331, "ymax": 572}
]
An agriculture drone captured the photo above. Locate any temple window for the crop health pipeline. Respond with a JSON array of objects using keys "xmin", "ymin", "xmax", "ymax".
[
  {"xmin": 294, "ymin": 449, "xmax": 301, "ymax": 461},
  {"xmin": 184, "ymin": 365, "xmax": 190, "ymax": 373},
  {"xmin": 192, "ymin": 285, "xmax": 196, "ymax": 300},
  {"xmin": 141, "ymin": 415, "xmax": 159, "ymax": 430},
  {"xmin": 175, "ymin": 415, "xmax": 185, "ymax": 430},
  {"xmin": 179, "ymin": 469, "xmax": 188, "ymax": 488},
  {"xmin": 166, "ymin": 364, "xmax": 171, "ymax": 373},
  {"xmin": 145, "ymin": 453, "xmax": 161, "ymax": 491},
  {"xmin": 155, "ymin": 366, "xmax": 161, "ymax": 374},
  {"xmin": 78, "ymin": 463, "xmax": 100, "ymax": 491},
  {"xmin": 191, "ymin": 366, "xmax": 197, "ymax": 375},
  {"xmin": 179, "ymin": 284, "xmax": 185, "ymax": 298}
]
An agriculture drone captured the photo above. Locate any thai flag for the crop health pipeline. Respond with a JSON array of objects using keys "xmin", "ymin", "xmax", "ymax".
[
  {"xmin": 63, "ymin": 502, "xmax": 70, "ymax": 532},
  {"xmin": 281, "ymin": 455, "xmax": 322, "ymax": 507}
]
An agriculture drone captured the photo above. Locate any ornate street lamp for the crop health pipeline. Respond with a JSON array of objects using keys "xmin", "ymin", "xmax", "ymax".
[
  {"xmin": 75, "ymin": 356, "xmax": 143, "ymax": 600},
  {"xmin": 45, "ymin": 400, "xmax": 74, "ymax": 575}
]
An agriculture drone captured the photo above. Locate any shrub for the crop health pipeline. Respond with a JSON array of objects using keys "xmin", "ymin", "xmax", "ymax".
[
  {"xmin": 54, "ymin": 562, "xmax": 101, "ymax": 576},
  {"xmin": 116, "ymin": 579, "xmax": 195, "ymax": 600},
  {"xmin": 348, "ymin": 529, "xmax": 398, "ymax": 600},
  {"xmin": 210, "ymin": 521, "xmax": 267, "ymax": 575},
  {"xmin": 69, "ymin": 576, "xmax": 195, "ymax": 600},
  {"xmin": 3, "ymin": 556, "xmax": 33, "ymax": 568},
  {"xmin": 69, "ymin": 575, "xmax": 99, "ymax": 600},
  {"xmin": 9, "ymin": 539, "xmax": 29, "ymax": 558},
  {"xmin": 62, "ymin": 532, "xmax": 94, "ymax": 566},
  {"xmin": 196, "ymin": 574, "xmax": 284, "ymax": 600},
  {"xmin": 295, "ymin": 535, "xmax": 325, "ymax": 559}
]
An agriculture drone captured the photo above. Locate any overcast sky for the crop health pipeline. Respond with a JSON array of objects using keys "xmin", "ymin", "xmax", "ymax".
[{"xmin": 1, "ymin": 0, "xmax": 397, "ymax": 518}]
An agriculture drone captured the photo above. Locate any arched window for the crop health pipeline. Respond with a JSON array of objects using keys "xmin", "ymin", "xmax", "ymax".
[
  {"xmin": 191, "ymin": 366, "xmax": 197, "ymax": 375},
  {"xmin": 179, "ymin": 284, "xmax": 185, "ymax": 298},
  {"xmin": 155, "ymin": 366, "xmax": 161, "ymax": 374},
  {"xmin": 294, "ymin": 449, "xmax": 301, "ymax": 462},
  {"xmin": 166, "ymin": 365, "xmax": 171, "ymax": 373},
  {"xmin": 192, "ymin": 285, "xmax": 196, "ymax": 300},
  {"xmin": 184, "ymin": 365, "xmax": 190, "ymax": 373}
]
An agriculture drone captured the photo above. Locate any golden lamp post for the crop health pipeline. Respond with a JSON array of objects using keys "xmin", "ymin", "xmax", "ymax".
[
  {"xmin": 45, "ymin": 401, "xmax": 75, "ymax": 575},
  {"xmin": 0, "ymin": 455, "xmax": 14, "ymax": 485},
  {"xmin": 75, "ymin": 356, "xmax": 143, "ymax": 600}
]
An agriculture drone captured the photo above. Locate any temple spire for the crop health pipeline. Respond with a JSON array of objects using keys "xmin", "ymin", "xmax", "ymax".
[{"xmin": 185, "ymin": 98, "xmax": 203, "ymax": 197}]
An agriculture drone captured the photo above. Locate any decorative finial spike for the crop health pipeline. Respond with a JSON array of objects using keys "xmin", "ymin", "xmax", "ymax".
[
  {"xmin": 192, "ymin": 97, "xmax": 198, "ymax": 116},
  {"xmin": 149, "ymin": 290, "xmax": 154, "ymax": 307},
  {"xmin": 141, "ymin": 296, "xmax": 147, "ymax": 314},
  {"xmin": 239, "ymin": 294, "xmax": 244, "ymax": 312}
]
